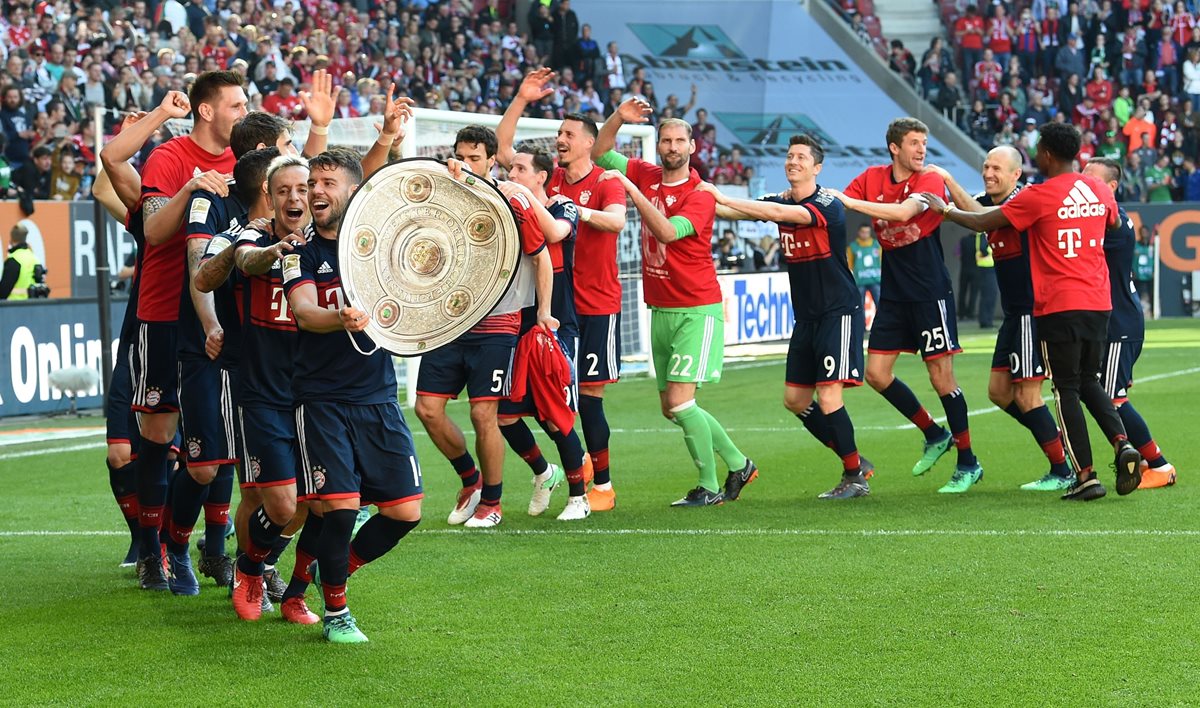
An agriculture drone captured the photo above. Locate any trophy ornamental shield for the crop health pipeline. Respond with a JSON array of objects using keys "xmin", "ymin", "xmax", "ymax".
[{"xmin": 338, "ymin": 158, "xmax": 521, "ymax": 357}]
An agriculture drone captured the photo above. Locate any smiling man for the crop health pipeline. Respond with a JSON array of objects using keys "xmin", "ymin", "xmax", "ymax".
[{"xmin": 830, "ymin": 118, "xmax": 983, "ymax": 494}]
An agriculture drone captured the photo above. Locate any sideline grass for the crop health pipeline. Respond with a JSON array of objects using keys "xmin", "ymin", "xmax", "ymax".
[{"xmin": 2, "ymin": 321, "xmax": 1198, "ymax": 705}]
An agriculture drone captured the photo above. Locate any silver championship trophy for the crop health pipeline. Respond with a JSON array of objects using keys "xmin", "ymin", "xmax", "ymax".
[{"xmin": 338, "ymin": 158, "xmax": 522, "ymax": 356}]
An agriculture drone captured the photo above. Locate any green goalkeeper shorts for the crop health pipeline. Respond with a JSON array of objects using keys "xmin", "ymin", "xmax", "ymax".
[{"xmin": 650, "ymin": 304, "xmax": 725, "ymax": 392}]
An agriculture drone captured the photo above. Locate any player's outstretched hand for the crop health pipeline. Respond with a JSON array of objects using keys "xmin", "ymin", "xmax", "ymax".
[
  {"xmin": 922, "ymin": 164, "xmax": 952, "ymax": 183},
  {"xmin": 445, "ymin": 158, "xmax": 477, "ymax": 184},
  {"xmin": 916, "ymin": 191, "xmax": 948, "ymax": 213},
  {"xmin": 300, "ymin": 69, "xmax": 336, "ymax": 128},
  {"xmin": 497, "ymin": 180, "xmax": 532, "ymax": 200},
  {"xmin": 695, "ymin": 181, "xmax": 723, "ymax": 201},
  {"xmin": 159, "ymin": 90, "xmax": 191, "ymax": 119},
  {"xmin": 119, "ymin": 111, "xmax": 149, "ymax": 133},
  {"xmin": 341, "ymin": 306, "xmax": 370, "ymax": 332},
  {"xmin": 823, "ymin": 187, "xmax": 848, "ymax": 204},
  {"xmin": 187, "ymin": 170, "xmax": 232, "ymax": 197},
  {"xmin": 204, "ymin": 327, "xmax": 224, "ymax": 361},
  {"xmin": 266, "ymin": 231, "xmax": 305, "ymax": 258},
  {"xmin": 378, "ymin": 85, "xmax": 415, "ymax": 143},
  {"xmin": 518, "ymin": 68, "xmax": 556, "ymax": 103},
  {"xmin": 617, "ymin": 97, "xmax": 653, "ymax": 124},
  {"xmin": 597, "ymin": 169, "xmax": 633, "ymax": 192}
]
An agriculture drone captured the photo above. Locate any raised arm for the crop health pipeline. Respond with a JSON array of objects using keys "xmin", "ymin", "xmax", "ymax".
[
  {"xmin": 235, "ymin": 232, "xmax": 304, "ymax": 276},
  {"xmin": 194, "ymin": 235, "xmax": 238, "ymax": 293},
  {"xmin": 501, "ymin": 181, "xmax": 571, "ymax": 243},
  {"xmin": 98, "ymin": 92, "xmax": 190, "ymax": 210},
  {"xmin": 592, "ymin": 97, "xmax": 651, "ymax": 161},
  {"xmin": 361, "ymin": 88, "xmax": 413, "ymax": 178},
  {"xmin": 497, "ymin": 68, "xmax": 556, "ymax": 169},
  {"xmin": 299, "ymin": 69, "xmax": 335, "ymax": 158},
  {"xmin": 288, "ymin": 282, "xmax": 368, "ymax": 334},
  {"xmin": 830, "ymin": 188, "xmax": 928, "ymax": 223}
]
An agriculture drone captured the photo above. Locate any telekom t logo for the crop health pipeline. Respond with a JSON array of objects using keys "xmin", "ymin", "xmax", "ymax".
[{"xmin": 1057, "ymin": 228, "xmax": 1082, "ymax": 258}]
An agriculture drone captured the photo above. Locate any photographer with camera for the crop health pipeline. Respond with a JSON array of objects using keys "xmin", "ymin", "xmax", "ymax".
[{"xmin": 0, "ymin": 223, "xmax": 48, "ymax": 300}]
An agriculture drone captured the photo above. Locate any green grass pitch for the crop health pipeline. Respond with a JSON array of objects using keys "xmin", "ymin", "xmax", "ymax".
[{"xmin": 2, "ymin": 321, "xmax": 1198, "ymax": 705}]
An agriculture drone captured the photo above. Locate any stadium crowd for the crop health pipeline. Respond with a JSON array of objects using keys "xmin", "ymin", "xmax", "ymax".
[
  {"xmin": 842, "ymin": 0, "xmax": 1200, "ymax": 203},
  {"xmin": 0, "ymin": 0, "xmax": 744, "ymax": 208}
]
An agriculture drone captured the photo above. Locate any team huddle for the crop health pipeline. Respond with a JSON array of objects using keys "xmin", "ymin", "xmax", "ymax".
[{"xmin": 96, "ymin": 68, "xmax": 1176, "ymax": 644}]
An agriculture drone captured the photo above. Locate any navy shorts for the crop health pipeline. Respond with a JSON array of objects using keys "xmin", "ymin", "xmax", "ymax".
[
  {"xmin": 129, "ymin": 321, "xmax": 180, "ymax": 413},
  {"xmin": 238, "ymin": 406, "xmax": 298, "ymax": 492},
  {"xmin": 786, "ymin": 310, "xmax": 865, "ymax": 388},
  {"xmin": 868, "ymin": 298, "xmax": 962, "ymax": 360},
  {"xmin": 416, "ymin": 332, "xmax": 516, "ymax": 401},
  {"xmin": 499, "ymin": 331, "xmax": 578, "ymax": 418},
  {"xmin": 1100, "ymin": 339, "xmax": 1142, "ymax": 400},
  {"xmin": 991, "ymin": 313, "xmax": 1046, "ymax": 382},
  {"xmin": 178, "ymin": 359, "xmax": 240, "ymax": 466},
  {"xmin": 577, "ymin": 313, "xmax": 621, "ymax": 385},
  {"xmin": 106, "ymin": 341, "xmax": 140, "ymax": 454},
  {"xmin": 296, "ymin": 400, "xmax": 424, "ymax": 507}
]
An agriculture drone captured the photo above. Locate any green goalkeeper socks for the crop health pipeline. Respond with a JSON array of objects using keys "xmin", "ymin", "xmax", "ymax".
[
  {"xmin": 698, "ymin": 407, "xmax": 748, "ymax": 472},
  {"xmin": 672, "ymin": 404, "xmax": 720, "ymax": 493}
]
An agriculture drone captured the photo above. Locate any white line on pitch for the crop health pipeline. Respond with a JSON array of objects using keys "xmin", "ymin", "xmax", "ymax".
[
  {"xmin": 3, "ymin": 528, "xmax": 1199, "ymax": 538},
  {"xmin": 0, "ymin": 442, "xmax": 105, "ymax": 460}
]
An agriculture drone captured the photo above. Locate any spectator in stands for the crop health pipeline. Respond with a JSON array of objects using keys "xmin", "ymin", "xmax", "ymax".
[
  {"xmin": 956, "ymin": 5, "xmax": 986, "ymax": 75},
  {"xmin": 0, "ymin": 135, "xmax": 11, "ymax": 200},
  {"xmin": 1145, "ymin": 152, "xmax": 1175, "ymax": 201},
  {"xmin": 1098, "ymin": 128, "xmax": 1127, "ymax": 160},
  {"xmin": 1183, "ymin": 156, "xmax": 1200, "ymax": 198},
  {"xmin": 850, "ymin": 12, "xmax": 872, "ymax": 44},
  {"xmin": 1124, "ymin": 104, "xmax": 1158, "ymax": 150},
  {"xmin": 1056, "ymin": 34, "xmax": 1087, "ymax": 80},
  {"xmin": 755, "ymin": 236, "xmax": 780, "ymax": 272},
  {"xmin": 1125, "ymin": 151, "xmax": 1148, "ymax": 200},
  {"xmin": 262, "ymin": 77, "xmax": 303, "ymax": 120},
  {"xmin": 605, "ymin": 41, "xmax": 625, "ymax": 97},
  {"xmin": 0, "ymin": 85, "xmax": 34, "ymax": 170},
  {"xmin": 988, "ymin": 5, "xmax": 1015, "ymax": 68},
  {"xmin": 1089, "ymin": 32, "xmax": 1111, "ymax": 78},
  {"xmin": 49, "ymin": 148, "xmax": 81, "ymax": 201},
  {"xmin": 1025, "ymin": 89, "xmax": 1052, "ymax": 124},
  {"xmin": 935, "ymin": 71, "xmax": 966, "ymax": 126},
  {"xmin": 975, "ymin": 49, "xmax": 1003, "ymax": 101},
  {"xmin": 12, "ymin": 145, "xmax": 52, "ymax": 201},
  {"xmin": 1015, "ymin": 8, "xmax": 1041, "ymax": 73},
  {"xmin": 1041, "ymin": 5, "xmax": 1067, "ymax": 75},
  {"xmin": 1184, "ymin": 47, "xmax": 1200, "ymax": 109},
  {"xmin": 968, "ymin": 98, "xmax": 993, "ymax": 147},
  {"xmin": 551, "ymin": 0, "xmax": 579, "ymax": 70},
  {"xmin": 1120, "ymin": 25, "xmax": 1148, "ymax": 87},
  {"xmin": 1060, "ymin": 72, "xmax": 1085, "ymax": 117},
  {"xmin": 1087, "ymin": 66, "xmax": 1115, "ymax": 108},
  {"xmin": 529, "ymin": 4, "xmax": 554, "ymax": 63},
  {"xmin": 918, "ymin": 37, "xmax": 954, "ymax": 98},
  {"xmin": 888, "ymin": 39, "xmax": 916, "ymax": 85}
]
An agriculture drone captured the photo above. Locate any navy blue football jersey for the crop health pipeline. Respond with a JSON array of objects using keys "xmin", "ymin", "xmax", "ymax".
[
  {"xmin": 233, "ymin": 220, "xmax": 307, "ymax": 409},
  {"xmin": 978, "ymin": 189, "xmax": 1034, "ymax": 317},
  {"xmin": 521, "ymin": 198, "xmax": 580, "ymax": 336},
  {"xmin": 1104, "ymin": 206, "xmax": 1143, "ymax": 341},
  {"xmin": 282, "ymin": 233, "xmax": 397, "ymax": 405},
  {"xmin": 759, "ymin": 187, "xmax": 860, "ymax": 321},
  {"xmin": 178, "ymin": 188, "xmax": 247, "ymax": 361},
  {"xmin": 119, "ymin": 206, "xmax": 145, "ymax": 344},
  {"xmin": 198, "ymin": 215, "xmax": 249, "ymax": 370}
]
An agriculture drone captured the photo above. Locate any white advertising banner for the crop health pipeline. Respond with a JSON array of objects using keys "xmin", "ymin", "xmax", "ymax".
[
  {"xmin": 718, "ymin": 271, "xmax": 794, "ymax": 345},
  {"xmin": 578, "ymin": 0, "xmax": 981, "ymax": 194}
]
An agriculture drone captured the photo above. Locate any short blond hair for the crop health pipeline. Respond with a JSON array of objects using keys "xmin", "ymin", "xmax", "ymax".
[{"xmin": 658, "ymin": 118, "xmax": 692, "ymax": 138}]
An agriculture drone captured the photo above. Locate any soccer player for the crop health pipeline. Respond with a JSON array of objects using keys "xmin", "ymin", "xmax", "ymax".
[
  {"xmin": 495, "ymin": 145, "xmax": 591, "ymax": 520},
  {"xmin": 698, "ymin": 135, "xmax": 869, "ymax": 499},
  {"xmin": 592, "ymin": 98, "xmax": 757, "ymax": 507},
  {"xmin": 847, "ymin": 224, "xmax": 882, "ymax": 321},
  {"xmin": 413, "ymin": 126, "xmax": 557, "ymax": 529},
  {"xmin": 128, "ymin": 70, "xmax": 245, "ymax": 590},
  {"xmin": 1082, "ymin": 157, "xmax": 1177, "ymax": 489},
  {"xmin": 199, "ymin": 151, "xmax": 318, "ymax": 622},
  {"xmin": 921, "ymin": 122, "xmax": 1142, "ymax": 500},
  {"xmin": 497, "ymin": 68, "xmax": 628, "ymax": 511},
  {"xmin": 284, "ymin": 148, "xmax": 423, "ymax": 643},
  {"xmin": 94, "ymin": 93, "xmax": 192, "ymax": 566},
  {"xmin": 829, "ymin": 117, "xmax": 983, "ymax": 494},
  {"xmin": 176, "ymin": 80, "xmax": 337, "ymax": 596},
  {"xmin": 929, "ymin": 149, "xmax": 1074, "ymax": 491}
]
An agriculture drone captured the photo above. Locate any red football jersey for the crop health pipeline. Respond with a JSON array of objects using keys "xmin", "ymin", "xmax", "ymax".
[
  {"xmin": 471, "ymin": 192, "xmax": 547, "ymax": 335},
  {"xmin": 625, "ymin": 159, "xmax": 720, "ymax": 309},
  {"xmin": 137, "ymin": 136, "xmax": 236, "ymax": 322},
  {"xmin": 999, "ymin": 172, "xmax": 1118, "ymax": 316},
  {"xmin": 547, "ymin": 164, "xmax": 626, "ymax": 315}
]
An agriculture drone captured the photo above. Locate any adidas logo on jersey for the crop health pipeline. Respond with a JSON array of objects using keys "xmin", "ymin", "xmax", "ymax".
[
  {"xmin": 317, "ymin": 261, "xmax": 333, "ymax": 274},
  {"xmin": 1058, "ymin": 180, "xmax": 1106, "ymax": 219}
]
